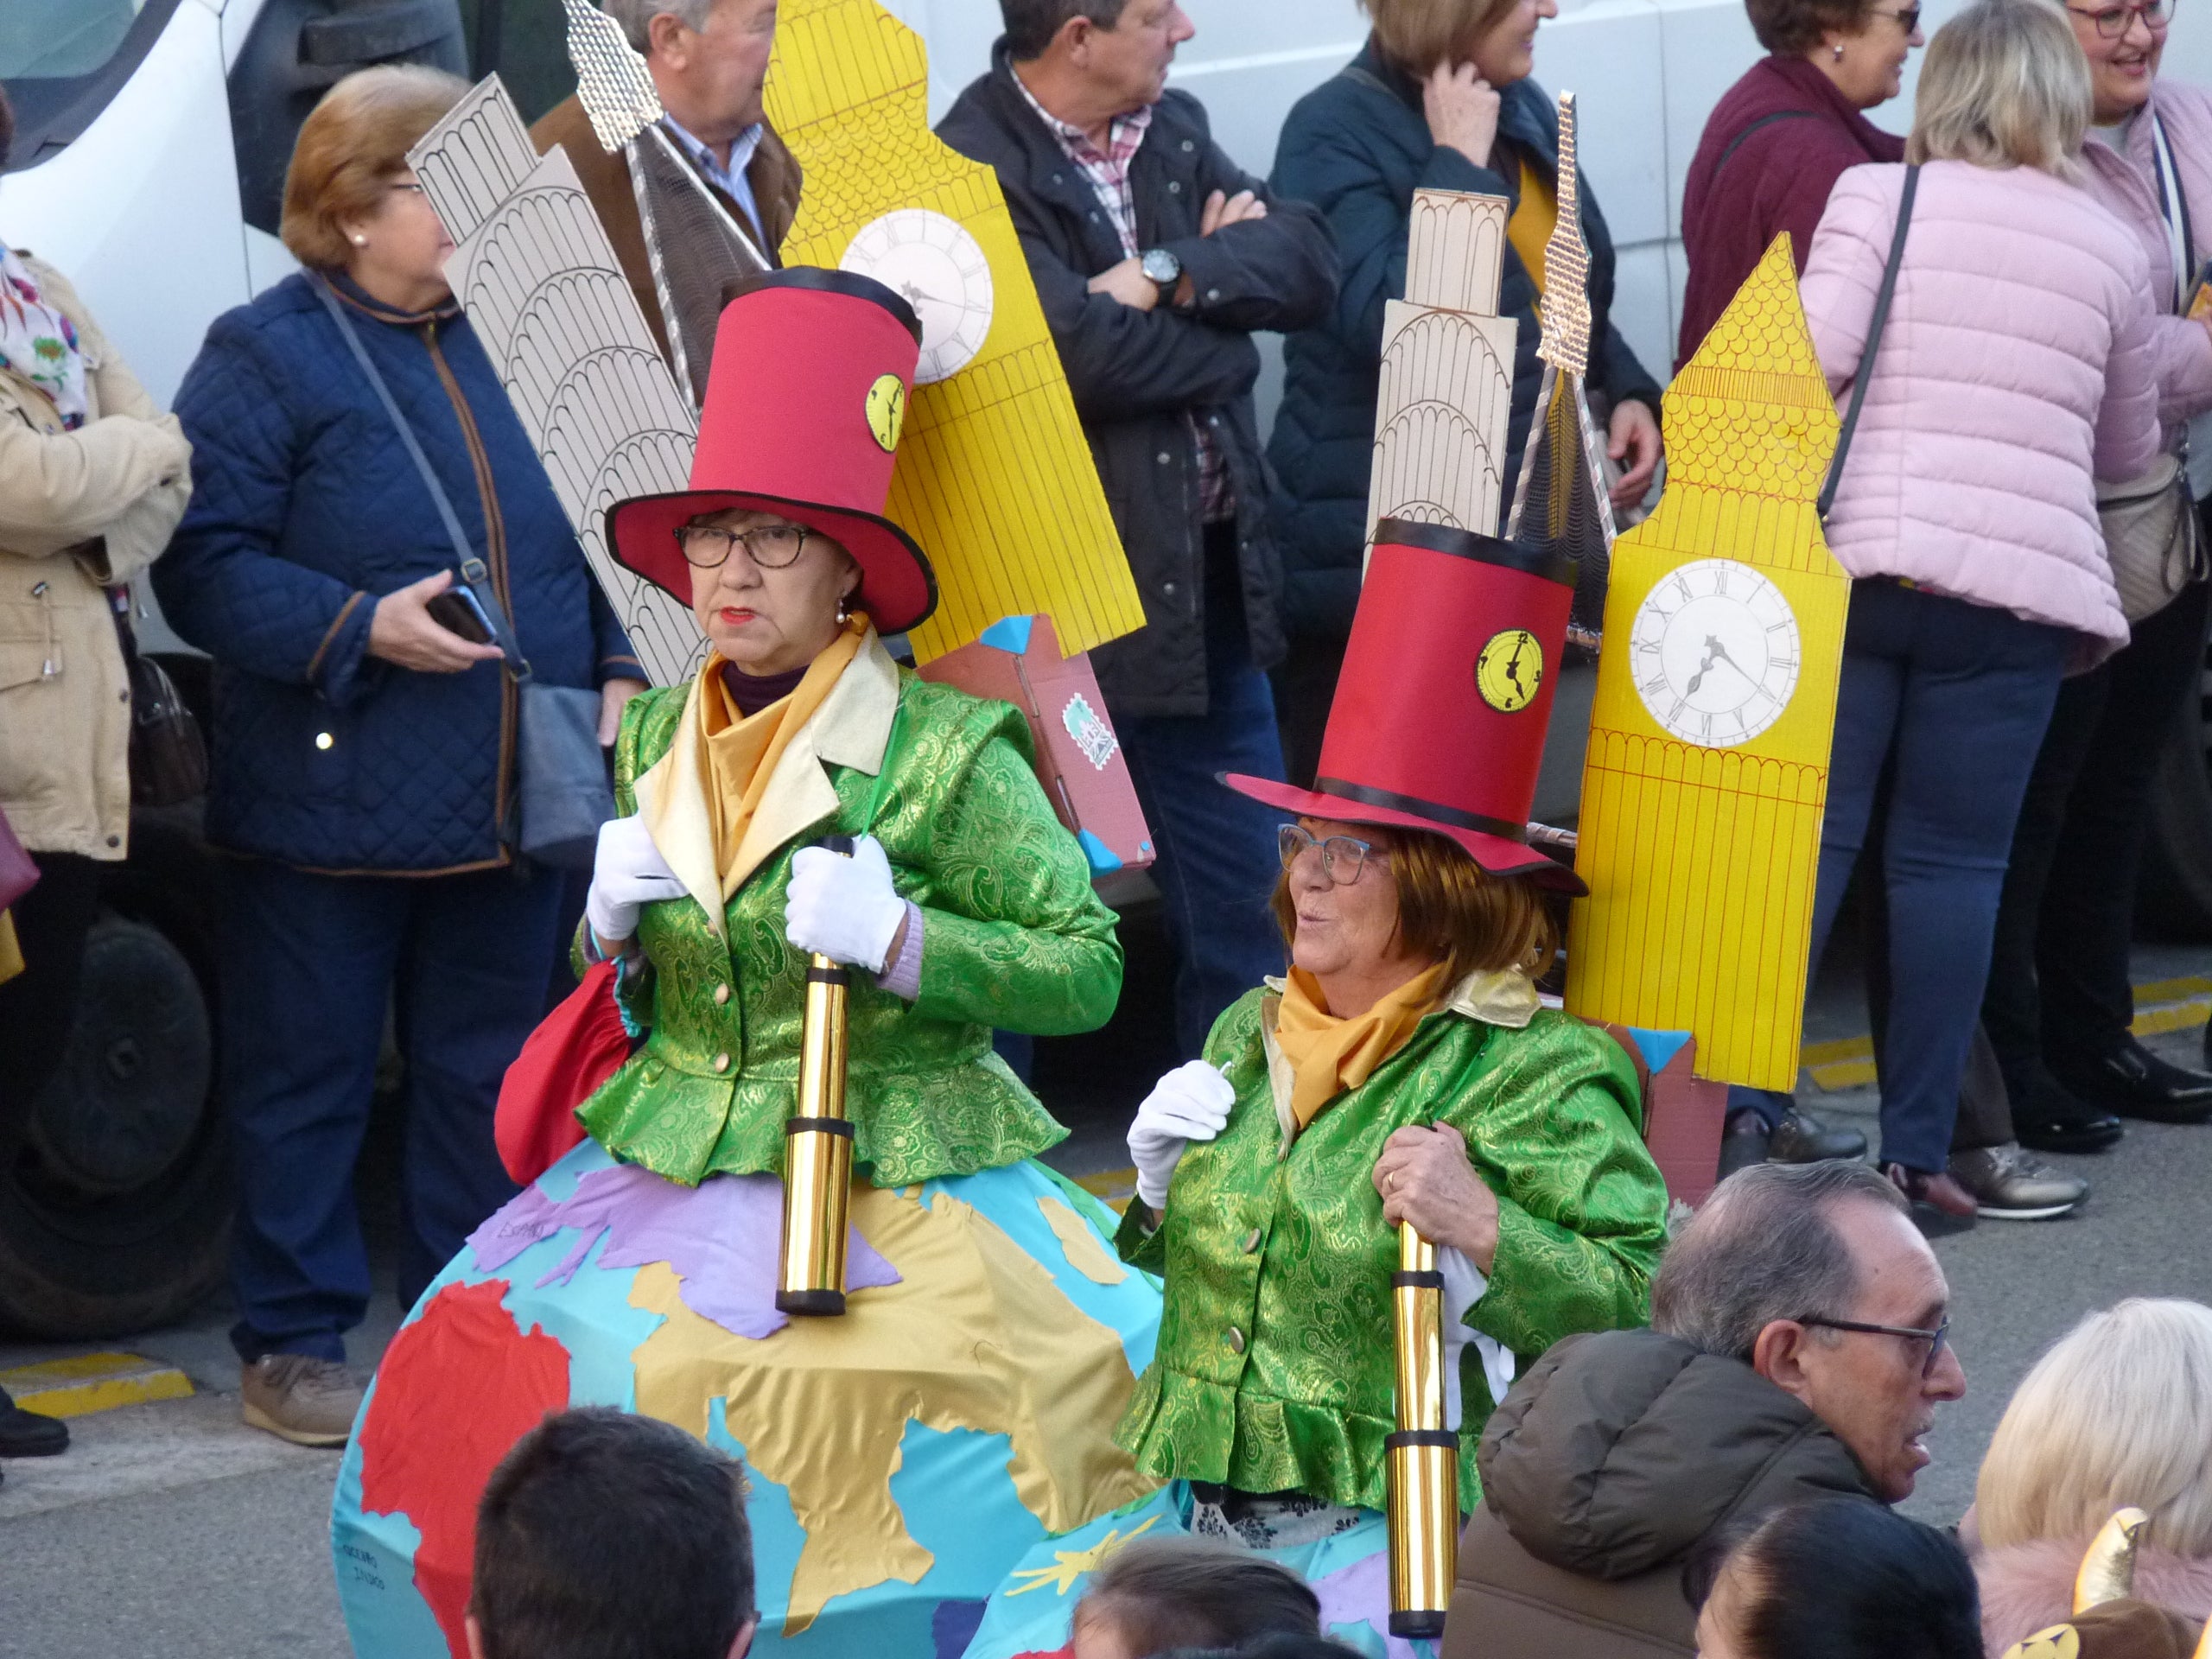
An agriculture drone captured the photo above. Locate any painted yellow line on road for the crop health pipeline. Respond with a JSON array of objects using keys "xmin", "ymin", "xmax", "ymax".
[
  {"xmin": 0, "ymin": 1352, "xmax": 193, "ymax": 1419},
  {"xmin": 1799, "ymin": 980, "xmax": 2211, "ymax": 1095}
]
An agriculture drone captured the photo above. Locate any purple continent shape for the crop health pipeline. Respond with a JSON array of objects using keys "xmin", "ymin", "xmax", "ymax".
[{"xmin": 466, "ymin": 1162, "xmax": 901, "ymax": 1340}]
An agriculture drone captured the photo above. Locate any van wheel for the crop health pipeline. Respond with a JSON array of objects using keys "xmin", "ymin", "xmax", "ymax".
[{"xmin": 0, "ymin": 913, "xmax": 230, "ymax": 1338}]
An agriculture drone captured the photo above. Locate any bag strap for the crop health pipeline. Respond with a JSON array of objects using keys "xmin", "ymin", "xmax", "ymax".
[
  {"xmin": 311, "ymin": 276, "xmax": 533, "ymax": 682},
  {"xmin": 2151, "ymin": 111, "xmax": 2196, "ymax": 312},
  {"xmin": 1819, "ymin": 162, "xmax": 1920, "ymax": 522},
  {"xmin": 1711, "ymin": 110, "xmax": 1818, "ymax": 184}
]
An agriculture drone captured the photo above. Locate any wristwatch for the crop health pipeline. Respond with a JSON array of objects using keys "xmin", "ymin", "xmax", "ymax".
[{"xmin": 1140, "ymin": 247, "xmax": 1182, "ymax": 297}]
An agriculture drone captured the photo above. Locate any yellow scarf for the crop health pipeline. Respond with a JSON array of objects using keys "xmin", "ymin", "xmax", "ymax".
[
  {"xmin": 1506, "ymin": 157, "xmax": 1557, "ymax": 300},
  {"xmin": 1273, "ymin": 961, "xmax": 1452, "ymax": 1133},
  {"xmin": 698, "ymin": 615, "xmax": 866, "ymax": 897}
]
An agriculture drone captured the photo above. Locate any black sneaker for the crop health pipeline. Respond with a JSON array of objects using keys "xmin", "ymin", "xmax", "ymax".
[
  {"xmin": 0, "ymin": 1387, "xmax": 68, "ymax": 1458},
  {"xmin": 1768, "ymin": 1107, "xmax": 1867, "ymax": 1164},
  {"xmin": 2012, "ymin": 1072, "xmax": 2124, "ymax": 1154},
  {"xmin": 2056, "ymin": 1036, "xmax": 2212, "ymax": 1125}
]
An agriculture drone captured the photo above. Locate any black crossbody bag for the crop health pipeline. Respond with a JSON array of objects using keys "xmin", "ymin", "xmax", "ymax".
[{"xmin": 315, "ymin": 277, "xmax": 613, "ymax": 869}]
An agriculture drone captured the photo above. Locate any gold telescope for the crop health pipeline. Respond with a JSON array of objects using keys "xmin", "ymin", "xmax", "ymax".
[
  {"xmin": 1387, "ymin": 1219, "xmax": 1457, "ymax": 1638},
  {"xmin": 776, "ymin": 835, "xmax": 855, "ymax": 1316}
]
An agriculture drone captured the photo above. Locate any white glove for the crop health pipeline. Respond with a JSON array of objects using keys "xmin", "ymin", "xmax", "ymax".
[
  {"xmin": 584, "ymin": 815, "xmax": 686, "ymax": 944},
  {"xmin": 1128, "ymin": 1059, "xmax": 1237, "ymax": 1212},
  {"xmin": 785, "ymin": 834, "xmax": 906, "ymax": 971}
]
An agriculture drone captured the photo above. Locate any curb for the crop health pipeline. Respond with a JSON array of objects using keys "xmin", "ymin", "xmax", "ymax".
[{"xmin": 1, "ymin": 1352, "xmax": 194, "ymax": 1419}]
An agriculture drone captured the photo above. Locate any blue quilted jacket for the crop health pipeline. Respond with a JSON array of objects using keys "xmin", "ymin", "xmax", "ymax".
[{"xmin": 156, "ymin": 274, "xmax": 639, "ymax": 874}]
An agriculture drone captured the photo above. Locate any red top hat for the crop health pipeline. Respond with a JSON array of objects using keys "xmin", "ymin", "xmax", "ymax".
[
  {"xmin": 1227, "ymin": 518, "xmax": 1586, "ymax": 894},
  {"xmin": 606, "ymin": 268, "xmax": 938, "ymax": 637}
]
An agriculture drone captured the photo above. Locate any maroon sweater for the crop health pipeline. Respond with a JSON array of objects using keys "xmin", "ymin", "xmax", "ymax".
[{"xmin": 1676, "ymin": 54, "xmax": 1904, "ymax": 367}]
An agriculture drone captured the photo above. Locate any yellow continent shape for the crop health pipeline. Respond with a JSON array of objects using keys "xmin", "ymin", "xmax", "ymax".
[{"xmin": 627, "ymin": 1184, "xmax": 1155, "ymax": 1634}]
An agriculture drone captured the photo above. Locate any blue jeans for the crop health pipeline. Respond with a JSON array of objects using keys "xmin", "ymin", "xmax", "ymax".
[
  {"xmin": 219, "ymin": 857, "xmax": 564, "ymax": 1362},
  {"xmin": 1117, "ymin": 566, "xmax": 1291, "ymax": 1059},
  {"xmin": 1735, "ymin": 581, "xmax": 2067, "ymax": 1172}
]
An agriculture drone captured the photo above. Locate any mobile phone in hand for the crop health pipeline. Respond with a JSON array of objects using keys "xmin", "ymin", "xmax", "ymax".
[{"xmin": 426, "ymin": 580, "xmax": 495, "ymax": 645}]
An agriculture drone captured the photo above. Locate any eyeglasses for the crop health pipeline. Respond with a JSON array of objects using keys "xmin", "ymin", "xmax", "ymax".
[
  {"xmin": 387, "ymin": 181, "xmax": 429, "ymax": 198},
  {"xmin": 1872, "ymin": 4, "xmax": 1923, "ymax": 30},
  {"xmin": 2065, "ymin": 0, "xmax": 2172, "ymax": 35},
  {"xmin": 1796, "ymin": 1313, "xmax": 1952, "ymax": 1379},
  {"xmin": 1278, "ymin": 823, "xmax": 1379, "ymax": 886},
  {"xmin": 677, "ymin": 521, "xmax": 811, "ymax": 569}
]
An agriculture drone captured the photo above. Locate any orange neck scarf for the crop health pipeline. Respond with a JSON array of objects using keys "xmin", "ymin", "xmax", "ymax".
[
  {"xmin": 1273, "ymin": 961, "xmax": 1452, "ymax": 1133},
  {"xmin": 698, "ymin": 615, "xmax": 866, "ymax": 896}
]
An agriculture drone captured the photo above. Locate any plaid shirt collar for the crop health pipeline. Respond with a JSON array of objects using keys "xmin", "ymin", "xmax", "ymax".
[{"xmin": 1010, "ymin": 68, "xmax": 1154, "ymax": 254}]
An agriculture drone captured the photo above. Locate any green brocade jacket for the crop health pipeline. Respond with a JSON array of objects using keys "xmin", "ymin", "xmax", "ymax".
[
  {"xmin": 577, "ymin": 639, "xmax": 1122, "ymax": 1188},
  {"xmin": 1115, "ymin": 983, "xmax": 1671, "ymax": 1513}
]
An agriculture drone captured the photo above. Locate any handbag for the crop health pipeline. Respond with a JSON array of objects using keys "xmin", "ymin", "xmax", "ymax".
[
  {"xmin": 314, "ymin": 277, "xmax": 614, "ymax": 868},
  {"xmin": 2100, "ymin": 453, "xmax": 2204, "ymax": 623},
  {"xmin": 108, "ymin": 588, "xmax": 208, "ymax": 808},
  {"xmin": 1820, "ymin": 163, "xmax": 1919, "ymax": 521},
  {"xmin": 494, "ymin": 957, "xmax": 631, "ymax": 1185}
]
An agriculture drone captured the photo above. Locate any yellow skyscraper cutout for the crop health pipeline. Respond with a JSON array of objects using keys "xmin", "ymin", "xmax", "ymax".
[
  {"xmin": 764, "ymin": 0, "xmax": 1146, "ymax": 664},
  {"xmin": 1565, "ymin": 237, "xmax": 1850, "ymax": 1090}
]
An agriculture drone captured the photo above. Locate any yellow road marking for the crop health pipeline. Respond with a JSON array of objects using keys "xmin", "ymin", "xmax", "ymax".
[{"xmin": 0, "ymin": 1352, "xmax": 193, "ymax": 1419}]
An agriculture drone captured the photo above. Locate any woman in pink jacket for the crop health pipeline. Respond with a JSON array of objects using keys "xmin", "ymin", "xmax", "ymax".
[
  {"xmin": 1791, "ymin": 0, "xmax": 2161, "ymax": 1221},
  {"xmin": 1978, "ymin": 0, "xmax": 2212, "ymax": 1168}
]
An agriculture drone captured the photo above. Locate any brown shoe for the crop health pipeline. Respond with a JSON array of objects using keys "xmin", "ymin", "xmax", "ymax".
[
  {"xmin": 1884, "ymin": 1161, "xmax": 1978, "ymax": 1236},
  {"xmin": 241, "ymin": 1355, "xmax": 363, "ymax": 1447}
]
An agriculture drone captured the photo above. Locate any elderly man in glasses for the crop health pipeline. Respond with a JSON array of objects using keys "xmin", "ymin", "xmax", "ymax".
[{"xmin": 1446, "ymin": 1160, "xmax": 1967, "ymax": 1659}]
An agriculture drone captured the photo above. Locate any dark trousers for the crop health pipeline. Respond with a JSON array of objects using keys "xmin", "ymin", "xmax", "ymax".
[
  {"xmin": 1270, "ymin": 628, "xmax": 1350, "ymax": 791},
  {"xmin": 219, "ymin": 857, "xmax": 563, "ymax": 1363},
  {"xmin": 1738, "ymin": 582, "xmax": 2068, "ymax": 1172},
  {"xmin": 1981, "ymin": 575, "xmax": 2212, "ymax": 1107},
  {"xmin": 0, "ymin": 850, "xmax": 103, "ymax": 1124},
  {"xmin": 1117, "ymin": 524, "xmax": 1291, "ymax": 1058}
]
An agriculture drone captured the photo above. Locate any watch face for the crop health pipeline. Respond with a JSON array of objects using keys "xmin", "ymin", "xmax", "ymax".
[
  {"xmin": 1630, "ymin": 559, "xmax": 1802, "ymax": 747},
  {"xmin": 839, "ymin": 208, "xmax": 995, "ymax": 385},
  {"xmin": 1475, "ymin": 627, "xmax": 1544, "ymax": 714},
  {"xmin": 1141, "ymin": 249, "xmax": 1179, "ymax": 285}
]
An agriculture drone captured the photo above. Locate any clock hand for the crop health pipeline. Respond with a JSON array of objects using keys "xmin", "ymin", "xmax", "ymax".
[
  {"xmin": 1684, "ymin": 639, "xmax": 1720, "ymax": 696},
  {"xmin": 1505, "ymin": 634, "xmax": 1529, "ymax": 691}
]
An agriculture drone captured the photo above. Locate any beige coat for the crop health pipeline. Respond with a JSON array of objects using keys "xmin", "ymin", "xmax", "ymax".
[{"xmin": 0, "ymin": 254, "xmax": 193, "ymax": 860}]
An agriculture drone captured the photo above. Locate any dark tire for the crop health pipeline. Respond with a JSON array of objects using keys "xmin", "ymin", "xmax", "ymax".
[
  {"xmin": 2139, "ymin": 657, "xmax": 2212, "ymax": 941},
  {"xmin": 0, "ymin": 909, "xmax": 230, "ymax": 1339}
]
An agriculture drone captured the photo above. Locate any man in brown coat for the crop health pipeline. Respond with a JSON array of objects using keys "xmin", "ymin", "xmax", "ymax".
[
  {"xmin": 1446, "ymin": 1160, "xmax": 1969, "ymax": 1657},
  {"xmin": 532, "ymin": 0, "xmax": 803, "ymax": 378}
]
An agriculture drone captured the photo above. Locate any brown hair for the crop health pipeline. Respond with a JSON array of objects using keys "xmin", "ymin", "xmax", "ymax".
[
  {"xmin": 1362, "ymin": 0, "xmax": 1528, "ymax": 75},
  {"xmin": 279, "ymin": 65, "xmax": 468, "ymax": 270},
  {"xmin": 1074, "ymin": 1537, "xmax": 1321, "ymax": 1656},
  {"xmin": 1744, "ymin": 0, "xmax": 1876, "ymax": 57},
  {"xmin": 1269, "ymin": 823, "xmax": 1559, "ymax": 986}
]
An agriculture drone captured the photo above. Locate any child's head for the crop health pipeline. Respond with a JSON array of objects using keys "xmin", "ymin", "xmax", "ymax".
[
  {"xmin": 1071, "ymin": 1539, "xmax": 1323, "ymax": 1659},
  {"xmin": 468, "ymin": 1408, "xmax": 756, "ymax": 1659},
  {"xmin": 1689, "ymin": 1502, "xmax": 1980, "ymax": 1659}
]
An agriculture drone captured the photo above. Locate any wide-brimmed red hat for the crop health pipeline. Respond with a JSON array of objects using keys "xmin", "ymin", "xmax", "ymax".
[
  {"xmin": 1227, "ymin": 518, "xmax": 1586, "ymax": 894},
  {"xmin": 606, "ymin": 268, "xmax": 938, "ymax": 636}
]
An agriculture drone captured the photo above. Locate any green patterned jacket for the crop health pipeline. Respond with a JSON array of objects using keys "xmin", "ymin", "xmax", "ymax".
[
  {"xmin": 1115, "ymin": 983, "xmax": 1670, "ymax": 1512},
  {"xmin": 577, "ymin": 640, "xmax": 1122, "ymax": 1187}
]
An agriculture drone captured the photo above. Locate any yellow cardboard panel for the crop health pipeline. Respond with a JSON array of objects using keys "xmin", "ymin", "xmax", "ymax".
[
  {"xmin": 1566, "ymin": 237, "xmax": 1850, "ymax": 1090},
  {"xmin": 765, "ymin": 0, "xmax": 1144, "ymax": 663}
]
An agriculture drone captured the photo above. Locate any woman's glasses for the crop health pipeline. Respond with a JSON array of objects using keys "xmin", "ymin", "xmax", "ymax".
[
  {"xmin": 677, "ymin": 522, "xmax": 811, "ymax": 569},
  {"xmin": 1278, "ymin": 823, "xmax": 1377, "ymax": 886},
  {"xmin": 1872, "ymin": 4, "xmax": 1922, "ymax": 31},
  {"xmin": 2066, "ymin": 0, "xmax": 2173, "ymax": 35}
]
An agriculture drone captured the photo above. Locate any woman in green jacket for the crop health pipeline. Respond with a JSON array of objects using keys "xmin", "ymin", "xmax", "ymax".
[{"xmin": 334, "ymin": 271, "xmax": 1162, "ymax": 1655}]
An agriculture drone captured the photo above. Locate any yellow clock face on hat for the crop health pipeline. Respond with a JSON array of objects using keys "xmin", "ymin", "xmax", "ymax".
[
  {"xmin": 1476, "ymin": 628, "xmax": 1544, "ymax": 713},
  {"xmin": 865, "ymin": 373, "xmax": 906, "ymax": 453}
]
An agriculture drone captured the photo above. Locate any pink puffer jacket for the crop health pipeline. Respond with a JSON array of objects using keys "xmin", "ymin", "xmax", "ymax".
[{"xmin": 1802, "ymin": 159, "xmax": 2163, "ymax": 661}]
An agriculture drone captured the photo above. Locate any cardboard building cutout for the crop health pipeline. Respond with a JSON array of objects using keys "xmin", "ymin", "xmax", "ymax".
[
  {"xmin": 763, "ymin": 0, "xmax": 1144, "ymax": 666},
  {"xmin": 1564, "ymin": 235, "xmax": 1850, "ymax": 1091}
]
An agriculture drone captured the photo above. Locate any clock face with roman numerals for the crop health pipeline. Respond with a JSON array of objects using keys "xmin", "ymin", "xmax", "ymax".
[{"xmin": 1630, "ymin": 558, "xmax": 1802, "ymax": 747}]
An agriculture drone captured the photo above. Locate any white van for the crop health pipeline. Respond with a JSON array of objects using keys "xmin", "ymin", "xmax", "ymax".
[{"xmin": 6, "ymin": 0, "xmax": 2211, "ymax": 1337}]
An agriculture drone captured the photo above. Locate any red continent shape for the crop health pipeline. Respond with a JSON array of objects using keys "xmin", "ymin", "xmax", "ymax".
[{"xmin": 356, "ymin": 1280, "xmax": 572, "ymax": 1657}]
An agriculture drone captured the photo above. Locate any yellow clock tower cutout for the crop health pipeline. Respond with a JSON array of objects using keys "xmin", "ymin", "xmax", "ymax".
[{"xmin": 1565, "ymin": 237, "xmax": 1851, "ymax": 1090}]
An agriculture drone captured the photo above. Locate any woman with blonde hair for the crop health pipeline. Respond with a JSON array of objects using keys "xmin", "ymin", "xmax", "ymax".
[
  {"xmin": 1974, "ymin": 1299, "xmax": 2212, "ymax": 1651},
  {"xmin": 1262, "ymin": 0, "xmax": 1665, "ymax": 787},
  {"xmin": 153, "ymin": 66, "xmax": 645, "ymax": 1446},
  {"xmin": 1784, "ymin": 0, "xmax": 2162, "ymax": 1229}
]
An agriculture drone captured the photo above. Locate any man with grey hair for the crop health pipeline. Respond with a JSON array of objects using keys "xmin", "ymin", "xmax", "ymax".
[
  {"xmin": 1440, "ymin": 1161, "xmax": 1968, "ymax": 1659},
  {"xmin": 532, "ymin": 0, "xmax": 799, "ymax": 381}
]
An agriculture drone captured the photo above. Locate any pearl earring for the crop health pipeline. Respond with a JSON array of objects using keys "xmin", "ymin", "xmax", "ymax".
[
  {"xmin": 1833, "ymin": 41, "xmax": 1844, "ymax": 57},
  {"xmin": 353, "ymin": 235, "xmax": 368, "ymax": 246}
]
